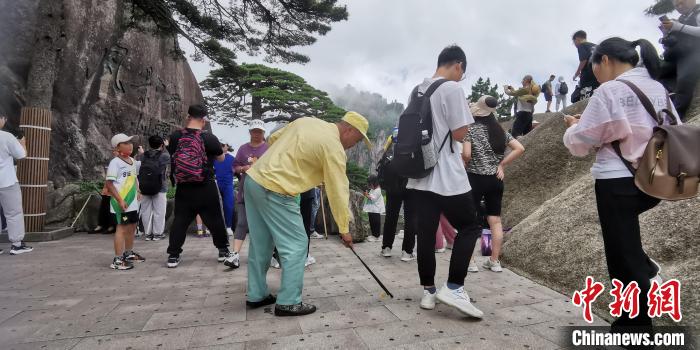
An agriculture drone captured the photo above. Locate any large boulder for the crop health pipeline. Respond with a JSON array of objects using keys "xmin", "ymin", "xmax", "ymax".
[
  {"xmin": 0, "ymin": 0, "xmax": 202, "ymax": 186},
  {"xmin": 501, "ymin": 100, "xmax": 593, "ymax": 228},
  {"xmin": 501, "ymin": 97, "xmax": 700, "ymax": 327}
]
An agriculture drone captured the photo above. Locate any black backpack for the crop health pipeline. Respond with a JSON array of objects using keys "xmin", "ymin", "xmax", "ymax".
[
  {"xmin": 392, "ymin": 79, "xmax": 452, "ymax": 179},
  {"xmin": 376, "ymin": 143, "xmax": 408, "ymax": 194},
  {"xmin": 138, "ymin": 150, "xmax": 164, "ymax": 196},
  {"xmin": 559, "ymin": 82, "xmax": 568, "ymax": 95}
]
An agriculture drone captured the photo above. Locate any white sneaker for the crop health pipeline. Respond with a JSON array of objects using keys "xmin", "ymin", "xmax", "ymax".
[
  {"xmin": 310, "ymin": 231, "xmax": 324, "ymax": 239},
  {"xmin": 381, "ymin": 247, "xmax": 392, "ymax": 257},
  {"xmin": 366, "ymin": 236, "xmax": 380, "ymax": 242},
  {"xmin": 468, "ymin": 261, "xmax": 479, "ymax": 273},
  {"xmin": 435, "ymin": 247, "xmax": 446, "ymax": 253},
  {"xmin": 397, "ymin": 230, "xmax": 404, "ymax": 238},
  {"xmin": 400, "ymin": 251, "xmax": 416, "ymax": 262},
  {"xmin": 483, "ymin": 259, "xmax": 503, "ymax": 272},
  {"xmin": 224, "ymin": 252, "xmax": 240, "ymax": 269},
  {"xmin": 305, "ymin": 256, "xmax": 316, "ymax": 267},
  {"xmin": 420, "ymin": 290, "xmax": 437, "ymax": 310},
  {"xmin": 436, "ymin": 284, "xmax": 483, "ymax": 318},
  {"xmin": 270, "ymin": 257, "xmax": 280, "ymax": 269},
  {"xmin": 226, "ymin": 228, "xmax": 234, "ymax": 236}
]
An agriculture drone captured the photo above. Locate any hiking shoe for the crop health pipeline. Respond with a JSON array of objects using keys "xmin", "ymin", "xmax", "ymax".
[
  {"xmin": 224, "ymin": 252, "xmax": 240, "ymax": 269},
  {"xmin": 366, "ymin": 236, "xmax": 380, "ymax": 242},
  {"xmin": 124, "ymin": 250, "xmax": 146, "ymax": 262},
  {"xmin": 381, "ymin": 247, "xmax": 392, "ymax": 257},
  {"xmin": 274, "ymin": 303, "xmax": 317, "ymax": 317},
  {"xmin": 145, "ymin": 234, "xmax": 154, "ymax": 241},
  {"xmin": 483, "ymin": 259, "xmax": 502, "ymax": 272},
  {"xmin": 270, "ymin": 257, "xmax": 280, "ymax": 269},
  {"xmin": 435, "ymin": 247, "xmax": 446, "ymax": 253},
  {"xmin": 110, "ymin": 256, "xmax": 134, "ymax": 270},
  {"xmin": 218, "ymin": 249, "xmax": 232, "ymax": 263},
  {"xmin": 167, "ymin": 255, "xmax": 180, "ymax": 268},
  {"xmin": 400, "ymin": 251, "xmax": 416, "ymax": 262},
  {"xmin": 420, "ymin": 290, "xmax": 437, "ymax": 310},
  {"xmin": 468, "ymin": 261, "xmax": 479, "ymax": 273},
  {"xmin": 436, "ymin": 284, "xmax": 483, "ymax": 318},
  {"xmin": 310, "ymin": 231, "xmax": 324, "ymax": 239},
  {"xmin": 9, "ymin": 243, "xmax": 33, "ymax": 255},
  {"xmin": 154, "ymin": 233, "xmax": 165, "ymax": 241},
  {"xmin": 305, "ymin": 256, "xmax": 316, "ymax": 267},
  {"xmin": 226, "ymin": 227, "xmax": 234, "ymax": 236},
  {"xmin": 247, "ymin": 294, "xmax": 276, "ymax": 309}
]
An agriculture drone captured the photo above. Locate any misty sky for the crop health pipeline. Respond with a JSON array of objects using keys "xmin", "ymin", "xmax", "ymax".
[{"xmin": 184, "ymin": 0, "xmax": 673, "ymax": 148}]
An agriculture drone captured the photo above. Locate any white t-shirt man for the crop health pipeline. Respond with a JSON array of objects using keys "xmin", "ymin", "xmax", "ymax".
[
  {"xmin": 406, "ymin": 77, "xmax": 474, "ymax": 196},
  {"xmin": 0, "ymin": 130, "xmax": 26, "ymax": 189}
]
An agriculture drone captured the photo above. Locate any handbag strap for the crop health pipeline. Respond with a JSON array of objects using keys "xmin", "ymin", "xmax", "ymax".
[{"xmin": 611, "ymin": 79, "xmax": 661, "ymax": 175}]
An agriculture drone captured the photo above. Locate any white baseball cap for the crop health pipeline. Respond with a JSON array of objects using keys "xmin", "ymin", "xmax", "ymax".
[
  {"xmin": 249, "ymin": 119, "xmax": 265, "ymax": 131},
  {"xmin": 111, "ymin": 133, "xmax": 133, "ymax": 148}
]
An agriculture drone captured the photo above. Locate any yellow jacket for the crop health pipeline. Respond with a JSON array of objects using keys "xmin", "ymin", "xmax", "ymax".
[{"xmin": 247, "ymin": 117, "xmax": 351, "ymax": 233}]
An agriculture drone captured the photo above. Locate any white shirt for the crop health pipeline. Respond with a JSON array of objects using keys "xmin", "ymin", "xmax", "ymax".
[
  {"xmin": 106, "ymin": 157, "xmax": 141, "ymax": 213},
  {"xmin": 406, "ymin": 77, "xmax": 473, "ymax": 196},
  {"xmin": 362, "ymin": 187, "xmax": 385, "ymax": 214},
  {"xmin": 563, "ymin": 68, "xmax": 681, "ymax": 179},
  {"xmin": 0, "ymin": 130, "xmax": 26, "ymax": 188}
]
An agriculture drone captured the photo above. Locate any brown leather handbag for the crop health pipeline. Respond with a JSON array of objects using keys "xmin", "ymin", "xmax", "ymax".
[{"xmin": 612, "ymin": 80, "xmax": 700, "ymax": 201}]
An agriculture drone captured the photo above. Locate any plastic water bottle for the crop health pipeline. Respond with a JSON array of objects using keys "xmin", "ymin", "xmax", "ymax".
[{"xmin": 421, "ymin": 130, "xmax": 438, "ymax": 168}]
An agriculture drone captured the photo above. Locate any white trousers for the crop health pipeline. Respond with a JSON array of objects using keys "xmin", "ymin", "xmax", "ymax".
[
  {"xmin": 139, "ymin": 193, "xmax": 167, "ymax": 235},
  {"xmin": 0, "ymin": 183, "xmax": 25, "ymax": 244}
]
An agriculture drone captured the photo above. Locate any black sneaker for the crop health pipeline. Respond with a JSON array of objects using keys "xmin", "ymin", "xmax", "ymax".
[
  {"xmin": 218, "ymin": 248, "xmax": 231, "ymax": 263},
  {"xmin": 110, "ymin": 256, "xmax": 134, "ymax": 270},
  {"xmin": 274, "ymin": 303, "xmax": 317, "ymax": 317},
  {"xmin": 145, "ymin": 234, "xmax": 153, "ymax": 241},
  {"xmin": 223, "ymin": 252, "xmax": 240, "ymax": 269},
  {"xmin": 153, "ymin": 234, "xmax": 166, "ymax": 241},
  {"xmin": 9, "ymin": 243, "xmax": 33, "ymax": 255},
  {"xmin": 247, "ymin": 294, "xmax": 276, "ymax": 309},
  {"xmin": 124, "ymin": 250, "xmax": 146, "ymax": 262},
  {"xmin": 167, "ymin": 254, "xmax": 180, "ymax": 268}
]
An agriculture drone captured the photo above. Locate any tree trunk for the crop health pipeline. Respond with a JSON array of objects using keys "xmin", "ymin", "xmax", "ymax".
[
  {"xmin": 18, "ymin": 0, "xmax": 64, "ymax": 232},
  {"xmin": 251, "ymin": 95, "xmax": 262, "ymax": 120}
]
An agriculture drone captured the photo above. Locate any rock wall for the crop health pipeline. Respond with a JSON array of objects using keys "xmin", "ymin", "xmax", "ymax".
[
  {"xmin": 0, "ymin": 0, "xmax": 202, "ymax": 187},
  {"xmin": 347, "ymin": 129, "xmax": 387, "ymax": 172},
  {"xmin": 501, "ymin": 93, "xmax": 700, "ymax": 327}
]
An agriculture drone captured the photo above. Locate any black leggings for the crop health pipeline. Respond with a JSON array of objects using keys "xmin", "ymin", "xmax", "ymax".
[
  {"xmin": 368, "ymin": 213, "xmax": 381, "ymax": 237},
  {"xmin": 167, "ymin": 181, "xmax": 229, "ymax": 255},
  {"xmin": 408, "ymin": 189, "xmax": 481, "ymax": 287},
  {"xmin": 382, "ymin": 191, "xmax": 416, "ymax": 254},
  {"xmin": 511, "ymin": 111, "xmax": 533, "ymax": 138},
  {"xmin": 300, "ymin": 192, "xmax": 314, "ymax": 256},
  {"xmin": 595, "ymin": 178, "xmax": 660, "ymax": 329}
]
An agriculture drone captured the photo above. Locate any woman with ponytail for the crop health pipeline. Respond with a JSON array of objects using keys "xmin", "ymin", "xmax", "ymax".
[
  {"xmin": 462, "ymin": 96, "xmax": 525, "ymax": 272},
  {"xmin": 563, "ymin": 37, "xmax": 680, "ymax": 331}
]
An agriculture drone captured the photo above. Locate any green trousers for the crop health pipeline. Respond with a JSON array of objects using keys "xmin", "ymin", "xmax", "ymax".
[{"xmin": 245, "ymin": 177, "xmax": 309, "ymax": 305}]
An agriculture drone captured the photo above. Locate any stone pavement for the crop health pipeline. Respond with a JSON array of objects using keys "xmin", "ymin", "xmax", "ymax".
[{"xmin": 0, "ymin": 232, "xmax": 607, "ymax": 350}]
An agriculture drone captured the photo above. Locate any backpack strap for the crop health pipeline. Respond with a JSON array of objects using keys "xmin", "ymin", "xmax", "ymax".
[{"xmin": 419, "ymin": 79, "xmax": 453, "ymax": 153}]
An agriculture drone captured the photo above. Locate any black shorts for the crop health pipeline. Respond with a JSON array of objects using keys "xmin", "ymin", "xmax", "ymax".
[
  {"xmin": 114, "ymin": 211, "xmax": 139, "ymax": 225},
  {"xmin": 468, "ymin": 173, "xmax": 504, "ymax": 217}
]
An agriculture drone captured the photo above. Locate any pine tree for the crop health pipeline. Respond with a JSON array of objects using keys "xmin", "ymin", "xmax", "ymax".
[
  {"xmin": 468, "ymin": 77, "xmax": 515, "ymax": 119},
  {"xmin": 645, "ymin": 0, "xmax": 674, "ymax": 15},
  {"xmin": 201, "ymin": 63, "xmax": 345, "ymax": 124}
]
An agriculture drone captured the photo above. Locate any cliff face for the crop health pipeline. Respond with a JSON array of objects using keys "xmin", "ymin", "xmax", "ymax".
[
  {"xmin": 0, "ymin": 0, "xmax": 203, "ymax": 187},
  {"xmin": 500, "ymin": 90, "xmax": 700, "ymax": 327}
]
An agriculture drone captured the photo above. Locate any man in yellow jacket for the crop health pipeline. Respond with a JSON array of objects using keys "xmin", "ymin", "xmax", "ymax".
[{"xmin": 235, "ymin": 112, "xmax": 371, "ymax": 317}]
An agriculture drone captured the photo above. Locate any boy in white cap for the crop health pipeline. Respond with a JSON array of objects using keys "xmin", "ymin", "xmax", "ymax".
[{"xmin": 106, "ymin": 133, "xmax": 145, "ymax": 270}]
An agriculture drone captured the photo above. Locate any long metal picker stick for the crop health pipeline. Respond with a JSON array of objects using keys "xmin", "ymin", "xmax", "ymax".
[{"xmin": 349, "ymin": 246, "xmax": 394, "ymax": 299}]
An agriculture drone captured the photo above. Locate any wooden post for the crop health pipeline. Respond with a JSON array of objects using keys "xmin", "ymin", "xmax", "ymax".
[{"xmin": 16, "ymin": 107, "xmax": 52, "ymax": 232}]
